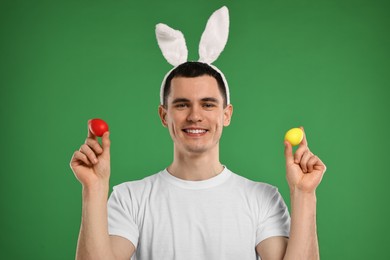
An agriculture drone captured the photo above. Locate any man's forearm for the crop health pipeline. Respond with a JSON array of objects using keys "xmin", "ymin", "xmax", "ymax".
[
  {"xmin": 76, "ymin": 183, "xmax": 116, "ymax": 260},
  {"xmin": 284, "ymin": 190, "xmax": 319, "ymax": 260}
]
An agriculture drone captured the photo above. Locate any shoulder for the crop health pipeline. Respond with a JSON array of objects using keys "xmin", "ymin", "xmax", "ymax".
[
  {"xmin": 112, "ymin": 171, "xmax": 162, "ymax": 196},
  {"xmin": 108, "ymin": 172, "xmax": 164, "ymax": 216},
  {"xmin": 229, "ymin": 170, "xmax": 279, "ymax": 195},
  {"xmin": 227, "ymin": 170, "xmax": 284, "ymax": 208}
]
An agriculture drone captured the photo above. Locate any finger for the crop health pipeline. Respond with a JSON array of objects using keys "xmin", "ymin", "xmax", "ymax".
[
  {"xmin": 307, "ymin": 155, "xmax": 319, "ymax": 173},
  {"xmin": 101, "ymin": 131, "xmax": 111, "ymax": 156},
  {"xmin": 80, "ymin": 144, "xmax": 99, "ymax": 164},
  {"xmin": 71, "ymin": 150, "xmax": 92, "ymax": 167},
  {"xmin": 85, "ymin": 137, "xmax": 103, "ymax": 155},
  {"xmin": 314, "ymin": 156, "xmax": 327, "ymax": 174},
  {"xmin": 284, "ymin": 140, "xmax": 294, "ymax": 165},
  {"xmin": 87, "ymin": 119, "xmax": 97, "ymax": 140},
  {"xmin": 300, "ymin": 150, "xmax": 312, "ymax": 173},
  {"xmin": 299, "ymin": 126, "xmax": 308, "ymax": 148},
  {"xmin": 294, "ymin": 144, "xmax": 308, "ymax": 164}
]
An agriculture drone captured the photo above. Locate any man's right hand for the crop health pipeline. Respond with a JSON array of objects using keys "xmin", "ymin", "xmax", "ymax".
[
  {"xmin": 70, "ymin": 122, "xmax": 135, "ymax": 260},
  {"xmin": 70, "ymin": 121, "xmax": 111, "ymax": 188}
]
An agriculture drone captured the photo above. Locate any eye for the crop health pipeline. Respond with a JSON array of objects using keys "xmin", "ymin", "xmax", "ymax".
[
  {"xmin": 202, "ymin": 103, "xmax": 216, "ymax": 109},
  {"xmin": 175, "ymin": 103, "xmax": 188, "ymax": 109}
]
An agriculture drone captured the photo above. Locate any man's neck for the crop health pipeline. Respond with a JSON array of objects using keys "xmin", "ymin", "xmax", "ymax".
[{"xmin": 167, "ymin": 148, "xmax": 224, "ymax": 181}]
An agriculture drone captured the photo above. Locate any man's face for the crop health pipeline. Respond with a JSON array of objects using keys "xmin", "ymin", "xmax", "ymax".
[{"xmin": 159, "ymin": 75, "xmax": 233, "ymax": 155}]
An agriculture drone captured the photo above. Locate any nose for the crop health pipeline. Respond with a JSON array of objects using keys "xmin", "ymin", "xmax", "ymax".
[{"xmin": 186, "ymin": 105, "xmax": 203, "ymax": 122}]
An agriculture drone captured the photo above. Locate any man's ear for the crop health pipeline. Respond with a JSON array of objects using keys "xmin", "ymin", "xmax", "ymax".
[
  {"xmin": 158, "ymin": 105, "xmax": 168, "ymax": 127},
  {"xmin": 223, "ymin": 104, "xmax": 233, "ymax": 127}
]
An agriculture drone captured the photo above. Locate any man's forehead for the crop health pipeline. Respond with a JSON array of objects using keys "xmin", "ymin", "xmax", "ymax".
[
  {"xmin": 171, "ymin": 75, "xmax": 218, "ymax": 86},
  {"xmin": 168, "ymin": 76, "xmax": 222, "ymax": 100},
  {"xmin": 171, "ymin": 97, "xmax": 220, "ymax": 104}
]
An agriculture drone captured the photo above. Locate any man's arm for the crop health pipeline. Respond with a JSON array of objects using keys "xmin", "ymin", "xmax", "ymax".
[
  {"xmin": 70, "ymin": 127, "xmax": 135, "ymax": 260},
  {"xmin": 283, "ymin": 190, "xmax": 319, "ymax": 259},
  {"xmin": 256, "ymin": 127, "xmax": 326, "ymax": 260},
  {"xmin": 256, "ymin": 237, "xmax": 288, "ymax": 260},
  {"xmin": 76, "ymin": 184, "xmax": 135, "ymax": 260},
  {"xmin": 256, "ymin": 192, "xmax": 318, "ymax": 259}
]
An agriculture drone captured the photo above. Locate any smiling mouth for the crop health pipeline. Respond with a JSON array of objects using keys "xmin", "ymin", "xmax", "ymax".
[{"xmin": 183, "ymin": 129, "xmax": 208, "ymax": 134}]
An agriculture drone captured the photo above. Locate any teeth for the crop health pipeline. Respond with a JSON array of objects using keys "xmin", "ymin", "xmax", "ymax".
[{"xmin": 185, "ymin": 129, "xmax": 206, "ymax": 134}]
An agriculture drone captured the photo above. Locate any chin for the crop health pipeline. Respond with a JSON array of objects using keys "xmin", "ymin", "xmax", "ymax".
[
  {"xmin": 184, "ymin": 145, "xmax": 208, "ymax": 154},
  {"xmin": 183, "ymin": 141, "xmax": 219, "ymax": 154}
]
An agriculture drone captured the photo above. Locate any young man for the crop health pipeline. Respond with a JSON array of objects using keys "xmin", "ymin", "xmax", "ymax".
[{"xmin": 70, "ymin": 61, "xmax": 326, "ymax": 260}]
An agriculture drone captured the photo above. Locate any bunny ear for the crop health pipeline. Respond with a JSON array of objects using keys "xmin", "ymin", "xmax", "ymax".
[
  {"xmin": 156, "ymin": 23, "xmax": 188, "ymax": 66},
  {"xmin": 198, "ymin": 6, "xmax": 229, "ymax": 64}
]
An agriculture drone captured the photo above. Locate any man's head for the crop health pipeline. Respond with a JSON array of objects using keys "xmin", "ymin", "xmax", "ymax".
[
  {"xmin": 155, "ymin": 7, "xmax": 232, "ymax": 156},
  {"xmin": 158, "ymin": 66, "xmax": 233, "ymax": 155},
  {"xmin": 162, "ymin": 62, "xmax": 228, "ymax": 108}
]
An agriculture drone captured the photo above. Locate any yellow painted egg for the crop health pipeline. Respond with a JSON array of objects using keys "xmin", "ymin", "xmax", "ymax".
[{"xmin": 284, "ymin": 128, "xmax": 303, "ymax": 146}]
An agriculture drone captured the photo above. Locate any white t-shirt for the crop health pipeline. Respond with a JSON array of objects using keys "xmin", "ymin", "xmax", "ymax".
[{"xmin": 108, "ymin": 167, "xmax": 290, "ymax": 260}]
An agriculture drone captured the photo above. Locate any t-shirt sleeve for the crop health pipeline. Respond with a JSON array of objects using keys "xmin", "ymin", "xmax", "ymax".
[
  {"xmin": 255, "ymin": 186, "xmax": 290, "ymax": 245},
  {"xmin": 107, "ymin": 185, "xmax": 139, "ymax": 248}
]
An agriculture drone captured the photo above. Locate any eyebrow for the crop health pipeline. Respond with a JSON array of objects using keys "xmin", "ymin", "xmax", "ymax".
[
  {"xmin": 172, "ymin": 98, "xmax": 191, "ymax": 104},
  {"xmin": 201, "ymin": 97, "xmax": 220, "ymax": 103},
  {"xmin": 171, "ymin": 97, "xmax": 220, "ymax": 104}
]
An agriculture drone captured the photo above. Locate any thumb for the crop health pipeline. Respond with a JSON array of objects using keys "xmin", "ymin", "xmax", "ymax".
[
  {"xmin": 284, "ymin": 140, "xmax": 294, "ymax": 165},
  {"xmin": 101, "ymin": 131, "xmax": 111, "ymax": 156}
]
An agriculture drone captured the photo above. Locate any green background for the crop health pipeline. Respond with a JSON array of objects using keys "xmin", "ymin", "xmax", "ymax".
[{"xmin": 1, "ymin": 0, "xmax": 389, "ymax": 259}]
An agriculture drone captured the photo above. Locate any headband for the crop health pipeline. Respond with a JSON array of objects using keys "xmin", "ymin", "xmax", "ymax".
[{"xmin": 155, "ymin": 6, "xmax": 230, "ymax": 105}]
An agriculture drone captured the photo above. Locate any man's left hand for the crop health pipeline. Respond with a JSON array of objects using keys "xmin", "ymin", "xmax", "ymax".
[{"xmin": 284, "ymin": 127, "xmax": 327, "ymax": 193}]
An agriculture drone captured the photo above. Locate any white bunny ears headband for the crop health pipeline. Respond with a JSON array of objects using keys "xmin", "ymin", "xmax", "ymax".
[{"xmin": 156, "ymin": 6, "xmax": 230, "ymax": 105}]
